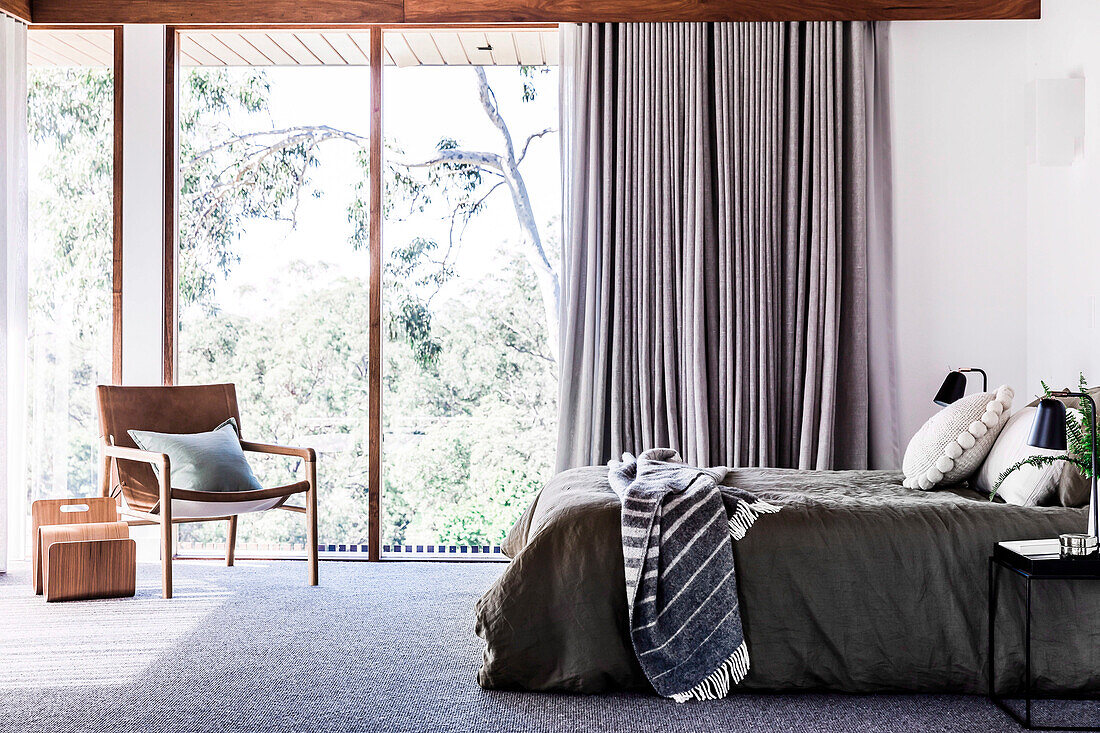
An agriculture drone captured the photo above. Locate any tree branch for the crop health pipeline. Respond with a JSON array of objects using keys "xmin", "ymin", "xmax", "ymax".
[
  {"xmin": 185, "ymin": 124, "xmax": 368, "ymax": 168},
  {"xmin": 518, "ymin": 128, "xmax": 555, "ymax": 165},
  {"xmin": 475, "ymin": 67, "xmax": 517, "ymax": 163},
  {"xmin": 392, "ymin": 149, "xmax": 505, "ymax": 173}
]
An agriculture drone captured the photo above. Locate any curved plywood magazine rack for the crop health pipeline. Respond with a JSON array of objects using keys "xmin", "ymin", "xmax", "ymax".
[{"xmin": 31, "ymin": 497, "xmax": 136, "ymax": 602}]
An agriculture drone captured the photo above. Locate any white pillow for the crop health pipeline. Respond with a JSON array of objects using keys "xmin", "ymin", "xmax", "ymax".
[
  {"xmin": 974, "ymin": 407, "xmax": 1064, "ymax": 505},
  {"xmin": 902, "ymin": 385, "xmax": 1014, "ymax": 491}
]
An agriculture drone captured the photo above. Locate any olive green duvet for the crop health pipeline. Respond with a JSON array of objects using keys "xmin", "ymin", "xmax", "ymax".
[{"xmin": 475, "ymin": 467, "xmax": 1100, "ymax": 695}]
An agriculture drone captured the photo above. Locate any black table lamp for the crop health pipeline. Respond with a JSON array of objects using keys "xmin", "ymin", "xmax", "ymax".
[
  {"xmin": 933, "ymin": 368, "xmax": 988, "ymax": 406},
  {"xmin": 1029, "ymin": 393, "xmax": 1098, "ymax": 546}
]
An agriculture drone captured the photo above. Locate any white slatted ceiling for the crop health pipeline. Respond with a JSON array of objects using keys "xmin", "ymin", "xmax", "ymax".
[
  {"xmin": 241, "ymin": 33, "xmax": 298, "ymax": 65},
  {"xmin": 397, "ymin": 32, "xmax": 444, "ymax": 66},
  {"xmin": 193, "ymin": 32, "xmax": 248, "ymax": 65},
  {"xmin": 28, "ymin": 29, "xmax": 113, "ymax": 67},
  {"xmin": 483, "ymin": 31, "xmax": 519, "ymax": 66},
  {"xmin": 79, "ymin": 31, "xmax": 114, "ymax": 57},
  {"xmin": 541, "ymin": 32, "xmax": 559, "ymax": 65},
  {"xmin": 296, "ymin": 33, "xmax": 345, "ymax": 65},
  {"xmin": 28, "ymin": 28, "xmax": 559, "ymax": 68},
  {"xmin": 429, "ymin": 32, "xmax": 471, "ymax": 65},
  {"xmin": 384, "ymin": 32, "xmax": 420, "ymax": 68},
  {"xmin": 457, "ymin": 31, "xmax": 495, "ymax": 66},
  {"xmin": 512, "ymin": 31, "xmax": 546, "ymax": 66},
  {"xmin": 180, "ymin": 34, "xmax": 225, "ymax": 65},
  {"xmin": 214, "ymin": 32, "xmax": 274, "ymax": 65},
  {"xmin": 325, "ymin": 32, "xmax": 369, "ymax": 65},
  {"xmin": 264, "ymin": 32, "xmax": 324, "ymax": 65}
]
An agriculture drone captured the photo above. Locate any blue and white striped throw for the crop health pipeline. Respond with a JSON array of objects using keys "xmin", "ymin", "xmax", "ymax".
[{"xmin": 608, "ymin": 449, "xmax": 780, "ymax": 702}]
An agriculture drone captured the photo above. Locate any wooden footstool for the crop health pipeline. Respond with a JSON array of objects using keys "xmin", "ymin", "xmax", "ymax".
[{"xmin": 32, "ymin": 497, "xmax": 136, "ymax": 602}]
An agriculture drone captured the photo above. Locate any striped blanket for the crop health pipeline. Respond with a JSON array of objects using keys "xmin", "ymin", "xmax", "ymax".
[{"xmin": 608, "ymin": 449, "xmax": 780, "ymax": 702}]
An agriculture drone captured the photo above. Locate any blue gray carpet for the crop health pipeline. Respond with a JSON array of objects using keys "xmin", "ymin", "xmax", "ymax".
[{"xmin": 0, "ymin": 559, "xmax": 1090, "ymax": 732}]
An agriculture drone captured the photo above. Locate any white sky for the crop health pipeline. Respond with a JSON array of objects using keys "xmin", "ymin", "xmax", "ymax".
[{"xmin": 188, "ymin": 64, "xmax": 561, "ymax": 320}]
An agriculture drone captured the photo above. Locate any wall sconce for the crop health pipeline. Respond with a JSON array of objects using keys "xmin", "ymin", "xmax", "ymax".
[{"xmin": 1032, "ymin": 77, "xmax": 1086, "ymax": 167}]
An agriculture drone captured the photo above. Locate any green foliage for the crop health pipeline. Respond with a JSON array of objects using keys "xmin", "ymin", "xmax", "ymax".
[
  {"xmin": 384, "ymin": 237, "xmax": 454, "ymax": 370},
  {"xmin": 518, "ymin": 65, "xmax": 550, "ymax": 103},
  {"xmin": 182, "ymin": 269, "xmax": 372, "ymax": 545},
  {"xmin": 26, "ymin": 67, "xmax": 114, "ymax": 504},
  {"xmin": 381, "ymin": 249, "xmax": 556, "ymax": 545},
  {"xmin": 990, "ymin": 373, "xmax": 1095, "ymax": 500}
]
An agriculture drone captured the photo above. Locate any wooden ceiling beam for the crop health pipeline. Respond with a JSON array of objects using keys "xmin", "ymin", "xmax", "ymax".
[
  {"xmin": 405, "ymin": 0, "xmax": 1041, "ymax": 22},
  {"xmin": 0, "ymin": 0, "xmax": 31, "ymax": 23},
  {"xmin": 28, "ymin": 0, "xmax": 1040, "ymax": 25},
  {"xmin": 30, "ymin": 1, "xmax": 404, "ymax": 25}
]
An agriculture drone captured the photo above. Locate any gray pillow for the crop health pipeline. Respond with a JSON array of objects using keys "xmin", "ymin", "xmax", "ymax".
[{"xmin": 128, "ymin": 418, "xmax": 264, "ymax": 493}]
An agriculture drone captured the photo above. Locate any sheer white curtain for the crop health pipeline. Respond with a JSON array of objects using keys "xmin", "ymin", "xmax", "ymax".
[{"xmin": 0, "ymin": 14, "xmax": 28, "ymax": 573}]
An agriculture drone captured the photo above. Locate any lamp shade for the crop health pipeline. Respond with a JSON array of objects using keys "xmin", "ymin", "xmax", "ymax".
[
  {"xmin": 1028, "ymin": 398, "xmax": 1068, "ymax": 451},
  {"xmin": 933, "ymin": 371, "xmax": 968, "ymax": 406}
]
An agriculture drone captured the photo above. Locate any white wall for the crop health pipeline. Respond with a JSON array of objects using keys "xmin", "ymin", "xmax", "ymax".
[
  {"xmin": 887, "ymin": 2, "xmax": 1100, "ymax": 446},
  {"xmin": 121, "ymin": 25, "xmax": 166, "ymax": 387},
  {"xmin": 120, "ymin": 26, "xmax": 167, "ymax": 561},
  {"xmin": 887, "ymin": 20, "xmax": 1029, "ymax": 443},
  {"xmin": 1024, "ymin": 0, "xmax": 1100, "ymax": 392}
]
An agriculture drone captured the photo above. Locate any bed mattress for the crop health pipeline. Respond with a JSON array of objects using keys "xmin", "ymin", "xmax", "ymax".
[{"xmin": 475, "ymin": 467, "xmax": 1100, "ymax": 695}]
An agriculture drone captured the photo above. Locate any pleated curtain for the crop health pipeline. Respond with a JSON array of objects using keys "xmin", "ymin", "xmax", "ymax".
[
  {"xmin": 0, "ymin": 14, "xmax": 28, "ymax": 572},
  {"xmin": 557, "ymin": 22, "xmax": 895, "ymax": 471}
]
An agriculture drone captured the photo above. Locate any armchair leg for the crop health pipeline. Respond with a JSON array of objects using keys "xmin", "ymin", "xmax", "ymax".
[
  {"xmin": 161, "ymin": 510, "xmax": 173, "ymax": 599},
  {"xmin": 226, "ymin": 515, "xmax": 237, "ymax": 567},
  {"xmin": 159, "ymin": 465, "xmax": 173, "ymax": 599},
  {"xmin": 306, "ymin": 460, "xmax": 318, "ymax": 586}
]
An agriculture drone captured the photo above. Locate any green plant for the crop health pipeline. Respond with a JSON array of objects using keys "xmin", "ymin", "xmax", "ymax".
[{"xmin": 989, "ymin": 373, "xmax": 1095, "ymax": 500}]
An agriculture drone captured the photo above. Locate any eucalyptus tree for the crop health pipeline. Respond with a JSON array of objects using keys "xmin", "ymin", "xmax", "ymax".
[{"xmin": 181, "ymin": 65, "xmax": 559, "ymax": 367}]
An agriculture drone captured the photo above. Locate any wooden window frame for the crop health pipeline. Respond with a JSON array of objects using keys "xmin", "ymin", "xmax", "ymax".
[
  {"xmin": 112, "ymin": 26, "xmax": 123, "ymax": 384},
  {"xmin": 160, "ymin": 26, "xmax": 376, "ymax": 560},
  {"xmin": 164, "ymin": 24, "xmax": 553, "ymax": 561},
  {"xmin": 163, "ymin": 27, "xmax": 177, "ymax": 386}
]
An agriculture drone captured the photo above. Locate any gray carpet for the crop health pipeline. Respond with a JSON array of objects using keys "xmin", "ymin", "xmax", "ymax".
[{"xmin": 0, "ymin": 559, "xmax": 1090, "ymax": 732}]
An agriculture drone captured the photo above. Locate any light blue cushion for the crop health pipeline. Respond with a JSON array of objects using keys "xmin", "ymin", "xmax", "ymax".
[{"xmin": 128, "ymin": 418, "xmax": 263, "ymax": 493}]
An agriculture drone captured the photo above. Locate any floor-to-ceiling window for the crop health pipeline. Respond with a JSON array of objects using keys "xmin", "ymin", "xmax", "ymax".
[
  {"xmin": 171, "ymin": 27, "xmax": 560, "ymax": 559},
  {"xmin": 380, "ymin": 29, "xmax": 560, "ymax": 556},
  {"xmin": 175, "ymin": 31, "xmax": 374, "ymax": 555},
  {"xmin": 23, "ymin": 28, "xmax": 118, "ymax": 555}
]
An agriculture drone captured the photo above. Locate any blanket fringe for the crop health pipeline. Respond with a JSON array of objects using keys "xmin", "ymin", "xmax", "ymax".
[
  {"xmin": 727, "ymin": 499, "xmax": 781, "ymax": 541},
  {"xmin": 669, "ymin": 641, "xmax": 750, "ymax": 703}
]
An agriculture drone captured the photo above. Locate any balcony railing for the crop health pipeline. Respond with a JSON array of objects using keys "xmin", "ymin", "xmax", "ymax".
[{"xmin": 176, "ymin": 540, "xmax": 506, "ymax": 561}]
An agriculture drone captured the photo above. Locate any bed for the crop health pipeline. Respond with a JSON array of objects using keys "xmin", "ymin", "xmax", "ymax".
[{"xmin": 475, "ymin": 466, "xmax": 1100, "ymax": 695}]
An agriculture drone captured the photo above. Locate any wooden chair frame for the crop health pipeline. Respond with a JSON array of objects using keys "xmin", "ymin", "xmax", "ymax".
[{"xmin": 100, "ymin": 440, "xmax": 318, "ymax": 599}]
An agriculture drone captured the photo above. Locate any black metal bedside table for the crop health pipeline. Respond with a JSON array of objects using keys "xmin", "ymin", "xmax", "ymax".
[{"xmin": 989, "ymin": 539, "xmax": 1100, "ymax": 731}]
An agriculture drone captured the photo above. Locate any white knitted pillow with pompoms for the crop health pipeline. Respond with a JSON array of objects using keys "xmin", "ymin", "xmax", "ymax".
[{"xmin": 902, "ymin": 385, "xmax": 1015, "ymax": 491}]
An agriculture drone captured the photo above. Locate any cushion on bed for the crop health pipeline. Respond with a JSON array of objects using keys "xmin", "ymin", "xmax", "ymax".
[
  {"xmin": 974, "ymin": 406, "xmax": 1067, "ymax": 505},
  {"xmin": 1060, "ymin": 461, "xmax": 1093, "ymax": 507},
  {"xmin": 902, "ymin": 385, "xmax": 1014, "ymax": 491},
  {"xmin": 1022, "ymin": 387, "xmax": 1098, "ymax": 507}
]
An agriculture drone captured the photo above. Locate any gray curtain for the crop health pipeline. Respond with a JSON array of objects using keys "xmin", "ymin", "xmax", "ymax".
[{"xmin": 557, "ymin": 22, "xmax": 897, "ymax": 472}]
